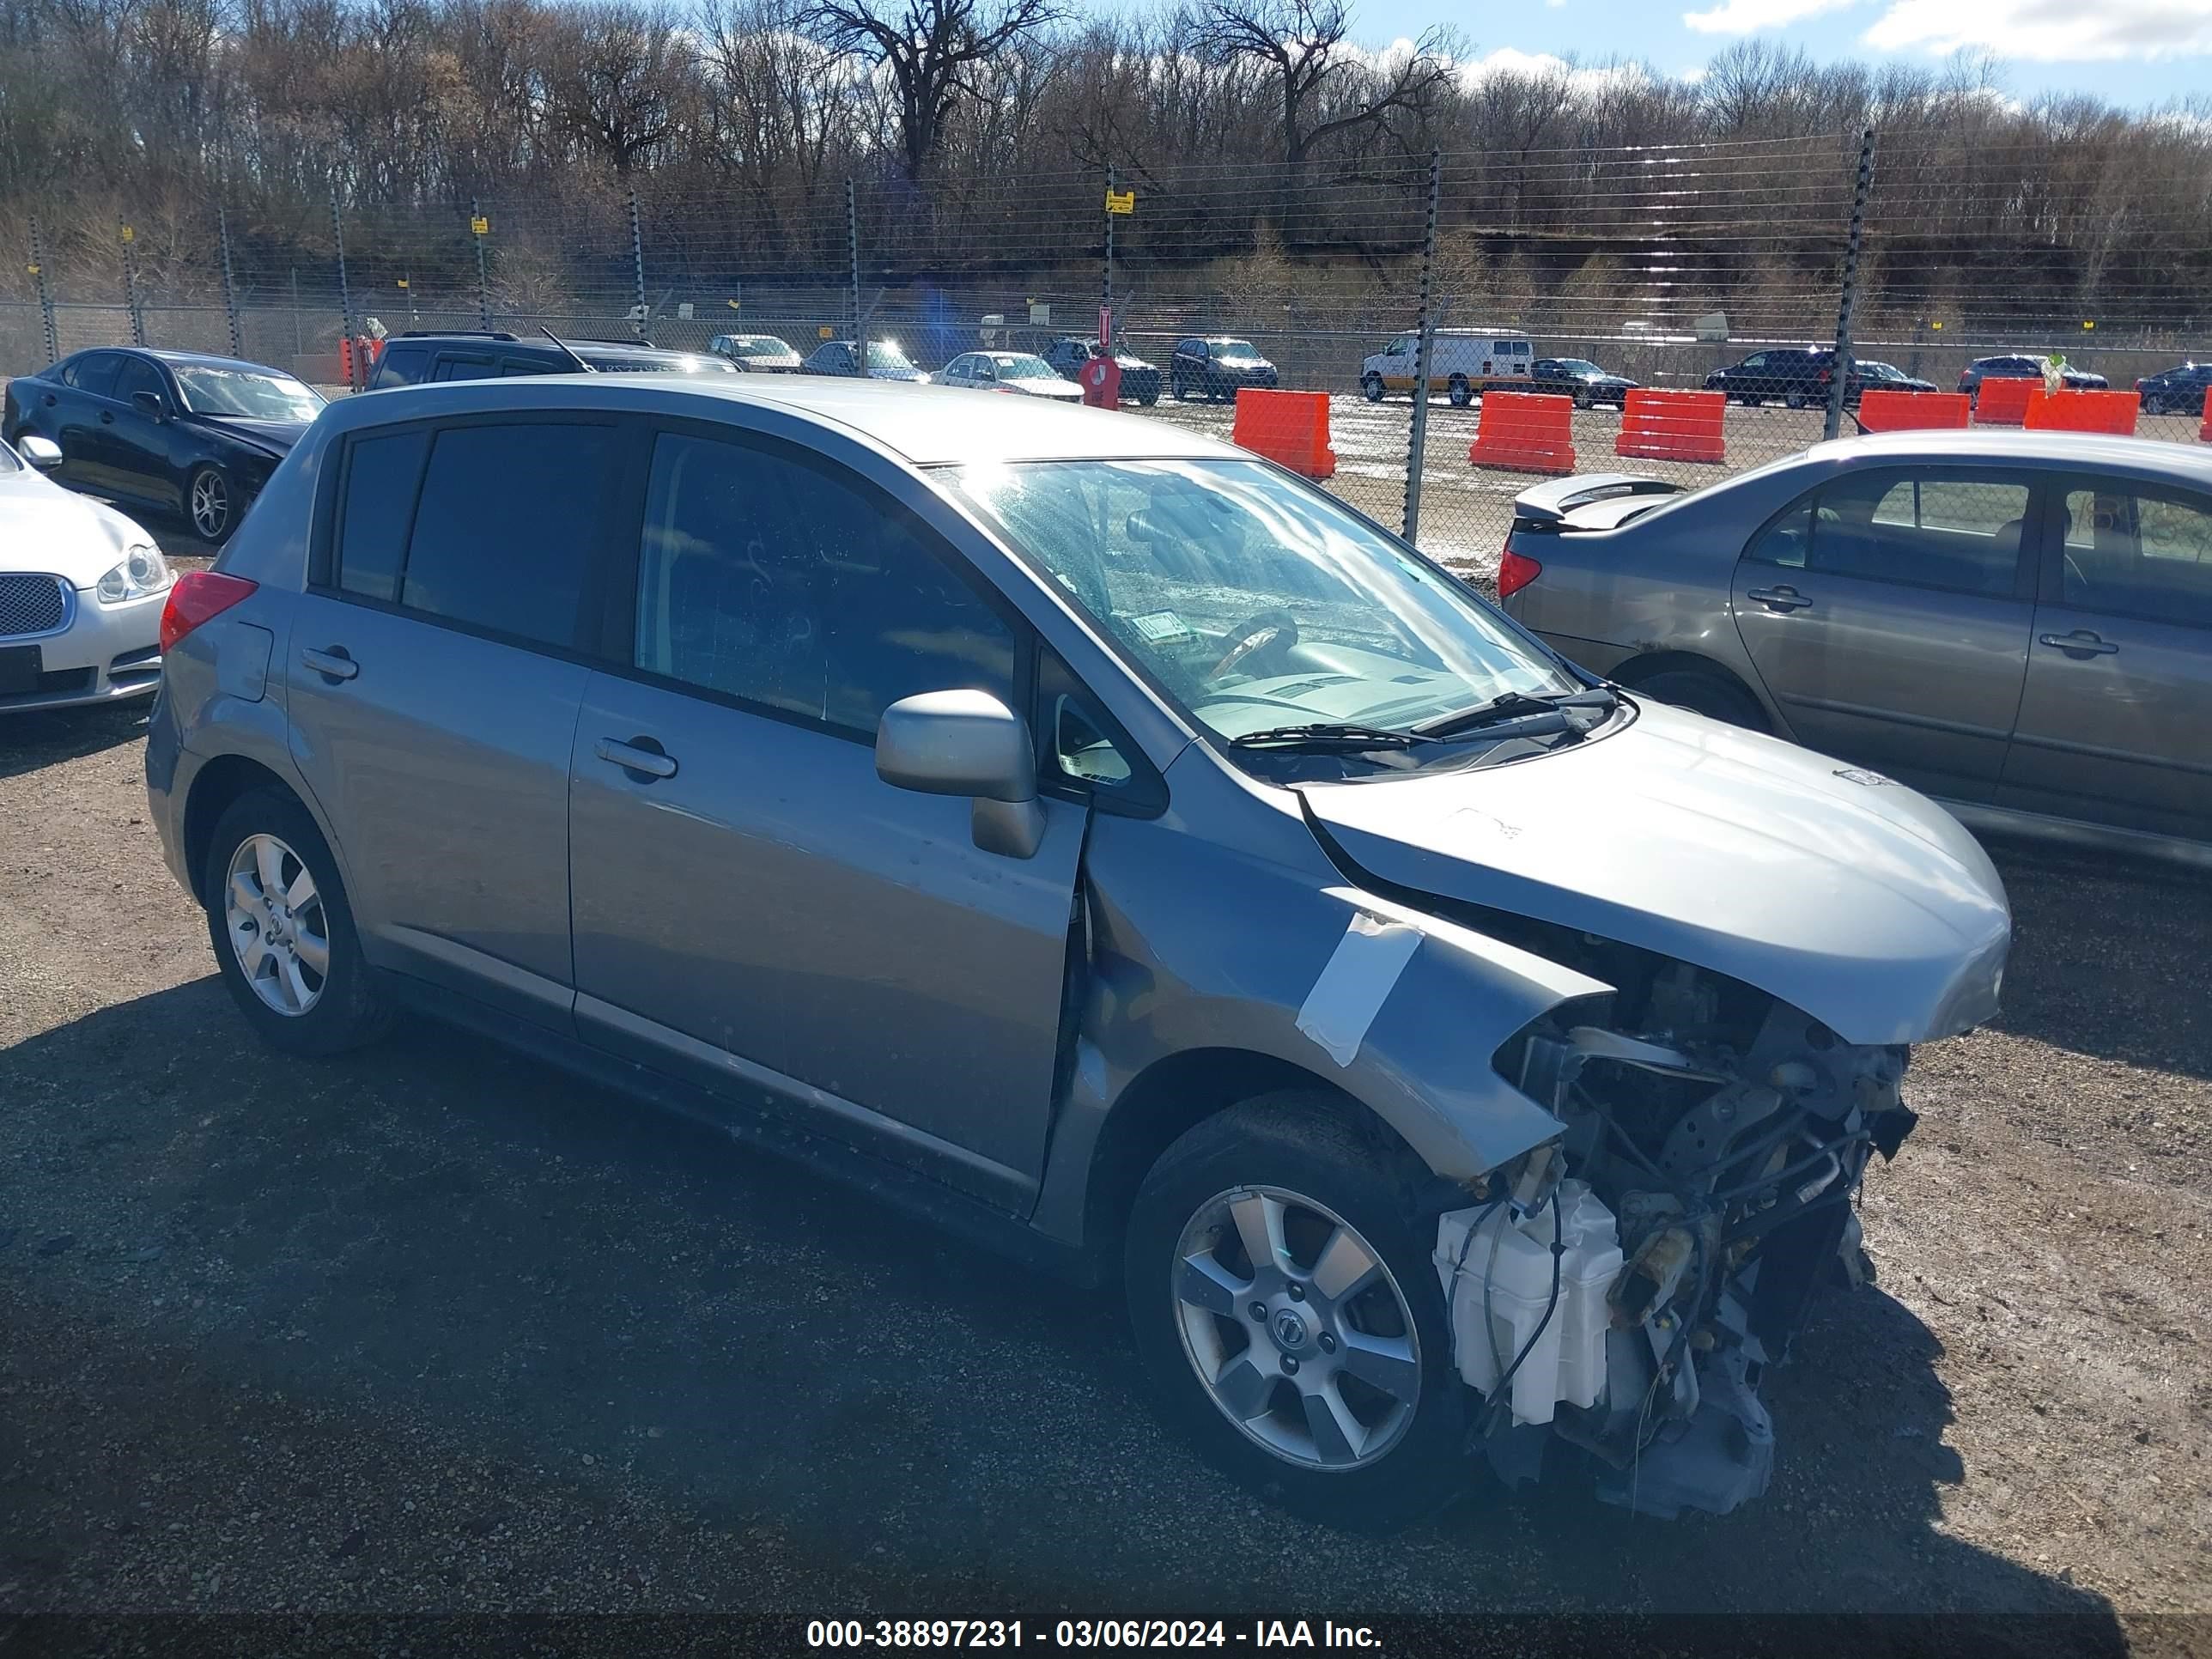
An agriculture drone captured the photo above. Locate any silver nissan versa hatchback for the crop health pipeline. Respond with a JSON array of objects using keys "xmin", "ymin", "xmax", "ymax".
[{"xmin": 147, "ymin": 375, "xmax": 2010, "ymax": 1528}]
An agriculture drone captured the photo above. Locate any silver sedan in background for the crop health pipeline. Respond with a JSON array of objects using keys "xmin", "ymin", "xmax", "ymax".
[{"xmin": 1498, "ymin": 430, "xmax": 2212, "ymax": 862}]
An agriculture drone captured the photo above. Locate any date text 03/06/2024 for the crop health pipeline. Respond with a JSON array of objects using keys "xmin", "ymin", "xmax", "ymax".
[{"xmin": 805, "ymin": 1620, "xmax": 1382, "ymax": 1649}]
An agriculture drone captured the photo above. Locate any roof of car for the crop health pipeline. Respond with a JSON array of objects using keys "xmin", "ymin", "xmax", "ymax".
[
  {"xmin": 143, "ymin": 349, "xmax": 291, "ymax": 374},
  {"xmin": 1808, "ymin": 427, "xmax": 2212, "ymax": 480},
  {"xmin": 338, "ymin": 373, "xmax": 1240, "ymax": 465}
]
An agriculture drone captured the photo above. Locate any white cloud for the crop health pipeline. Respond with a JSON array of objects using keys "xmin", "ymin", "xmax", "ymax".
[
  {"xmin": 1864, "ymin": 0, "xmax": 2212, "ymax": 60},
  {"xmin": 1451, "ymin": 46, "xmax": 1649, "ymax": 97},
  {"xmin": 1682, "ymin": 0, "xmax": 1856, "ymax": 34}
]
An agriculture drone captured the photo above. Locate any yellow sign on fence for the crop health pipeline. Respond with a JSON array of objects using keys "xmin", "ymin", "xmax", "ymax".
[
  {"xmin": 471, "ymin": 215, "xmax": 490, "ymax": 236},
  {"xmin": 1105, "ymin": 190, "xmax": 1135, "ymax": 216},
  {"xmin": 119, "ymin": 225, "xmax": 135, "ymax": 244}
]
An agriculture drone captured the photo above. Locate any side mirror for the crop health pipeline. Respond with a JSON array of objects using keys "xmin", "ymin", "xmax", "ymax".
[
  {"xmin": 18, "ymin": 434, "xmax": 62, "ymax": 471},
  {"xmin": 875, "ymin": 690, "xmax": 1044, "ymax": 859},
  {"xmin": 1123, "ymin": 509, "xmax": 1158, "ymax": 543},
  {"xmin": 131, "ymin": 390, "xmax": 166, "ymax": 420}
]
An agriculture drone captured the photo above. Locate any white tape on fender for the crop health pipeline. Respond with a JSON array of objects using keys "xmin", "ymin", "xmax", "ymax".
[{"xmin": 1295, "ymin": 912, "xmax": 1422, "ymax": 1067}]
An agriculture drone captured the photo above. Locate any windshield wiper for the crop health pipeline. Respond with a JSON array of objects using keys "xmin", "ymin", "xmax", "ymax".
[
  {"xmin": 1230, "ymin": 722, "xmax": 1439, "ymax": 752},
  {"xmin": 1412, "ymin": 688, "xmax": 1618, "ymax": 739}
]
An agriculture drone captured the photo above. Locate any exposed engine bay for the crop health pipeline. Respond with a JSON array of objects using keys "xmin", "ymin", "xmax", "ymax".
[{"xmin": 1439, "ymin": 952, "xmax": 1921, "ymax": 1517}]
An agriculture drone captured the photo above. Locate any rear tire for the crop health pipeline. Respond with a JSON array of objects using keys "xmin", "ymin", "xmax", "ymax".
[
  {"xmin": 202, "ymin": 787, "xmax": 394, "ymax": 1058},
  {"xmin": 1447, "ymin": 375, "xmax": 1472, "ymax": 409},
  {"xmin": 1125, "ymin": 1092, "xmax": 1472, "ymax": 1532},
  {"xmin": 1362, "ymin": 374, "xmax": 1385, "ymax": 404},
  {"xmin": 1631, "ymin": 668, "xmax": 1768, "ymax": 732}
]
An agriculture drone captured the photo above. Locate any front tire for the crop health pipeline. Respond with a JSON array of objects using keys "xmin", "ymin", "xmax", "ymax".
[
  {"xmin": 203, "ymin": 787, "xmax": 393, "ymax": 1058},
  {"xmin": 1125, "ymin": 1093, "xmax": 1470, "ymax": 1531},
  {"xmin": 1361, "ymin": 374, "xmax": 1386, "ymax": 404},
  {"xmin": 187, "ymin": 463, "xmax": 236, "ymax": 544},
  {"xmin": 1447, "ymin": 375, "xmax": 1472, "ymax": 409}
]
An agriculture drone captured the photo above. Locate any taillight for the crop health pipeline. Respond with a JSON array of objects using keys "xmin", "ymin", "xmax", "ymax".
[
  {"xmin": 159, "ymin": 570, "xmax": 258, "ymax": 655},
  {"xmin": 1498, "ymin": 547, "xmax": 1543, "ymax": 599}
]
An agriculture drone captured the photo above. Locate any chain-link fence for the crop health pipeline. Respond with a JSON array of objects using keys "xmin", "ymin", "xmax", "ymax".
[{"xmin": 8, "ymin": 131, "xmax": 2211, "ymax": 574}]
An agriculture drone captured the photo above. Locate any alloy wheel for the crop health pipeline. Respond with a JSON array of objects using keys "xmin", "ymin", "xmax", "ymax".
[
  {"xmin": 222, "ymin": 833, "xmax": 329, "ymax": 1016},
  {"xmin": 1170, "ymin": 1184, "xmax": 1421, "ymax": 1472},
  {"xmin": 191, "ymin": 470, "xmax": 230, "ymax": 540}
]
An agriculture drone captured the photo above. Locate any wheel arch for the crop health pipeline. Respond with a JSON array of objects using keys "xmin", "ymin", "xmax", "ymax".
[
  {"xmin": 1076, "ymin": 1046, "xmax": 1427, "ymax": 1265},
  {"xmin": 182, "ymin": 753, "xmax": 313, "ymax": 906},
  {"xmin": 1610, "ymin": 648, "xmax": 1783, "ymax": 733}
]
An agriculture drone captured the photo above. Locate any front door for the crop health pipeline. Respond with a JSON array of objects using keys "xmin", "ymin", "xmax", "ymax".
[
  {"xmin": 1731, "ymin": 465, "xmax": 2040, "ymax": 801},
  {"xmin": 105, "ymin": 356, "xmax": 179, "ymax": 509},
  {"xmin": 285, "ymin": 414, "xmax": 628, "ymax": 1026},
  {"xmin": 1999, "ymin": 477, "xmax": 2212, "ymax": 844},
  {"xmin": 567, "ymin": 423, "xmax": 1082, "ymax": 1206}
]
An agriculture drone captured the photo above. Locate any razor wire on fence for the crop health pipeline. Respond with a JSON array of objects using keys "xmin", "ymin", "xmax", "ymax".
[{"xmin": 7, "ymin": 129, "xmax": 2212, "ymax": 574}]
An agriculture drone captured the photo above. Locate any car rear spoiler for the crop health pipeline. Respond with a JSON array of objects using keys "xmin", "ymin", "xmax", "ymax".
[{"xmin": 1510, "ymin": 475, "xmax": 1685, "ymax": 526}]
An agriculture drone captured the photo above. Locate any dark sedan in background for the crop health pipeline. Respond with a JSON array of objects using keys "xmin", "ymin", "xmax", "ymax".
[
  {"xmin": 1958, "ymin": 355, "xmax": 2108, "ymax": 403},
  {"xmin": 1169, "ymin": 337, "xmax": 1278, "ymax": 402},
  {"xmin": 2136, "ymin": 362, "xmax": 2212, "ymax": 416},
  {"xmin": 2, "ymin": 348, "xmax": 324, "ymax": 544},
  {"xmin": 1042, "ymin": 336, "xmax": 1164, "ymax": 405},
  {"xmin": 1528, "ymin": 357, "xmax": 1638, "ymax": 407}
]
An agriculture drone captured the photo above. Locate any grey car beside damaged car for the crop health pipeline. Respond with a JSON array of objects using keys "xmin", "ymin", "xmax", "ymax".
[
  {"xmin": 1498, "ymin": 430, "xmax": 2212, "ymax": 864},
  {"xmin": 145, "ymin": 376, "xmax": 2008, "ymax": 1529}
]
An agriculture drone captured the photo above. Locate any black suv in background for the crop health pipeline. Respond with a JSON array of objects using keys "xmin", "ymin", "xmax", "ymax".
[
  {"xmin": 1042, "ymin": 337, "xmax": 1164, "ymax": 405},
  {"xmin": 1956, "ymin": 354, "xmax": 2108, "ymax": 403},
  {"xmin": 2136, "ymin": 362, "xmax": 2212, "ymax": 416},
  {"xmin": 1169, "ymin": 337, "xmax": 1279, "ymax": 402},
  {"xmin": 367, "ymin": 332, "xmax": 739, "ymax": 389},
  {"xmin": 1703, "ymin": 347, "xmax": 1840, "ymax": 408}
]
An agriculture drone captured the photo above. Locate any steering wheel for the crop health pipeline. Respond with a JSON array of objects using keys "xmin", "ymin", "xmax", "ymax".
[{"xmin": 1207, "ymin": 609, "xmax": 1300, "ymax": 682}]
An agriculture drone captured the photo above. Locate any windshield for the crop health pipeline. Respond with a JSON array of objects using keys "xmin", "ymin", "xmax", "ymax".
[
  {"xmin": 867, "ymin": 341, "xmax": 915, "ymax": 369},
  {"xmin": 997, "ymin": 356, "xmax": 1057, "ymax": 380},
  {"xmin": 722, "ymin": 337, "xmax": 790, "ymax": 359},
  {"xmin": 944, "ymin": 459, "xmax": 1578, "ymax": 749},
  {"xmin": 1213, "ymin": 340, "xmax": 1261, "ymax": 359},
  {"xmin": 172, "ymin": 366, "xmax": 323, "ymax": 421}
]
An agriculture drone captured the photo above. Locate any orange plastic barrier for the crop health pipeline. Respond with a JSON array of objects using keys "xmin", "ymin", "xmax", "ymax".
[
  {"xmin": 1231, "ymin": 389, "xmax": 1335, "ymax": 480},
  {"xmin": 336, "ymin": 336, "xmax": 385, "ymax": 388},
  {"xmin": 1615, "ymin": 389, "xmax": 1726, "ymax": 464},
  {"xmin": 1856, "ymin": 390, "xmax": 1970, "ymax": 433},
  {"xmin": 1971, "ymin": 377, "xmax": 2036, "ymax": 425},
  {"xmin": 2201, "ymin": 404, "xmax": 2211, "ymax": 444},
  {"xmin": 2024, "ymin": 388, "xmax": 2141, "ymax": 437},
  {"xmin": 1469, "ymin": 391, "xmax": 1577, "ymax": 475}
]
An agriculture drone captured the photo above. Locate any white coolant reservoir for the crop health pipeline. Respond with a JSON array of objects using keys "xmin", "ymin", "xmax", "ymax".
[{"xmin": 1434, "ymin": 1180, "xmax": 1625, "ymax": 1426}]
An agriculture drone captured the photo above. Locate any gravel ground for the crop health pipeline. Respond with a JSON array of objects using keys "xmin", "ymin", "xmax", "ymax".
[{"xmin": 0, "ymin": 696, "xmax": 2207, "ymax": 1656}]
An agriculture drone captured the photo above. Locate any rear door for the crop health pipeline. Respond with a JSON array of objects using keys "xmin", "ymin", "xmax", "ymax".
[
  {"xmin": 1731, "ymin": 465, "xmax": 2040, "ymax": 801},
  {"xmin": 1999, "ymin": 477, "xmax": 2212, "ymax": 844},
  {"xmin": 286, "ymin": 413, "xmax": 628, "ymax": 1027},
  {"xmin": 52, "ymin": 352, "xmax": 125, "ymax": 489},
  {"xmin": 566, "ymin": 421, "xmax": 1084, "ymax": 1203}
]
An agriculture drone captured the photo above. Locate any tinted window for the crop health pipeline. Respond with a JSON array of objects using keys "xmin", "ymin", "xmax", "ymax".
[
  {"xmin": 399, "ymin": 422, "xmax": 617, "ymax": 647},
  {"xmin": 633, "ymin": 431, "xmax": 1014, "ymax": 732},
  {"xmin": 433, "ymin": 356, "xmax": 494, "ymax": 382},
  {"xmin": 65, "ymin": 353, "xmax": 122, "ymax": 398},
  {"xmin": 376, "ymin": 344, "xmax": 430, "ymax": 386},
  {"xmin": 1749, "ymin": 470, "xmax": 2030, "ymax": 597},
  {"xmin": 2059, "ymin": 483, "xmax": 2212, "ymax": 629},
  {"xmin": 499, "ymin": 358, "xmax": 550, "ymax": 376},
  {"xmin": 335, "ymin": 429, "xmax": 429, "ymax": 602},
  {"xmin": 112, "ymin": 357, "xmax": 167, "ymax": 406}
]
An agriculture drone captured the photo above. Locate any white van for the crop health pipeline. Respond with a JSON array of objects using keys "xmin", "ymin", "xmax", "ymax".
[{"xmin": 1361, "ymin": 329, "xmax": 1534, "ymax": 405}]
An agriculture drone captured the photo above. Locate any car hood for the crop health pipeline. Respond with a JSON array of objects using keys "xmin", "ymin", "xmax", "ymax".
[
  {"xmin": 1011, "ymin": 380, "xmax": 1085, "ymax": 399},
  {"xmin": 1113, "ymin": 356, "xmax": 1157, "ymax": 371},
  {"xmin": 0, "ymin": 471, "xmax": 157, "ymax": 586},
  {"xmin": 181, "ymin": 413, "xmax": 310, "ymax": 456},
  {"xmin": 1297, "ymin": 701, "xmax": 2009, "ymax": 1047}
]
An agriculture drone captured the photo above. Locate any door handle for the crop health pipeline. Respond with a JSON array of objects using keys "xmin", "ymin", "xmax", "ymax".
[
  {"xmin": 595, "ymin": 736, "xmax": 678, "ymax": 781},
  {"xmin": 99, "ymin": 411, "xmax": 115, "ymax": 425},
  {"xmin": 1747, "ymin": 586, "xmax": 1813, "ymax": 612},
  {"xmin": 300, "ymin": 646, "xmax": 359, "ymax": 681},
  {"xmin": 2038, "ymin": 630, "xmax": 2118, "ymax": 657}
]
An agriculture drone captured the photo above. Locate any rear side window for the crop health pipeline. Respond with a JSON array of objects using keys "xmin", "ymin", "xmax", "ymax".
[
  {"xmin": 398, "ymin": 422, "xmax": 618, "ymax": 647},
  {"xmin": 1747, "ymin": 469, "xmax": 2030, "ymax": 598},
  {"xmin": 632, "ymin": 430, "xmax": 1014, "ymax": 733},
  {"xmin": 335, "ymin": 430, "xmax": 429, "ymax": 601},
  {"xmin": 2058, "ymin": 482, "xmax": 2212, "ymax": 629},
  {"xmin": 64, "ymin": 354, "xmax": 121, "ymax": 397},
  {"xmin": 432, "ymin": 356, "xmax": 494, "ymax": 382},
  {"xmin": 375, "ymin": 345, "xmax": 430, "ymax": 387}
]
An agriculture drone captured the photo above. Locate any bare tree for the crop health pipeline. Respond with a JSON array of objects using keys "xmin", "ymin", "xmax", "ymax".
[
  {"xmin": 795, "ymin": 0, "xmax": 1066, "ymax": 181},
  {"xmin": 1188, "ymin": 0, "xmax": 1450, "ymax": 197}
]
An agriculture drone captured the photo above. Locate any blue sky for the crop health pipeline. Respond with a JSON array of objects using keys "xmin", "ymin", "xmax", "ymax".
[{"xmin": 1182, "ymin": 0, "xmax": 2212, "ymax": 108}]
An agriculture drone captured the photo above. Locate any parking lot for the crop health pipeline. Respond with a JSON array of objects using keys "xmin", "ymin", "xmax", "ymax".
[{"xmin": 2, "ymin": 680, "xmax": 2207, "ymax": 1650}]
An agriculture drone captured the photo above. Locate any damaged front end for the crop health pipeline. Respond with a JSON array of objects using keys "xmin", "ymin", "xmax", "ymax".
[{"xmin": 1438, "ymin": 966, "xmax": 1920, "ymax": 1518}]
